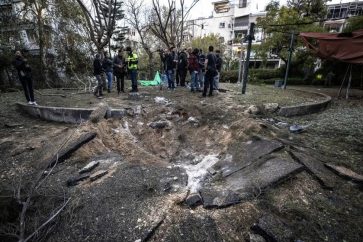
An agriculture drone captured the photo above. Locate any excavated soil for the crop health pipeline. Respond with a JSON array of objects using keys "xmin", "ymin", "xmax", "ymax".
[{"xmin": 0, "ymin": 83, "xmax": 362, "ymax": 242}]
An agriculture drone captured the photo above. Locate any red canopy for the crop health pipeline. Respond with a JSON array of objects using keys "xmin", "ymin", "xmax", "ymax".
[{"xmin": 300, "ymin": 29, "xmax": 363, "ymax": 64}]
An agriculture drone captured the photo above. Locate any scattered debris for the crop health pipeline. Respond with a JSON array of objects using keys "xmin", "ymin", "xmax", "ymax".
[
  {"xmin": 79, "ymin": 161, "xmax": 100, "ymax": 174},
  {"xmin": 290, "ymin": 151, "xmax": 338, "ymax": 189},
  {"xmin": 248, "ymin": 233, "xmax": 266, "ymax": 242},
  {"xmin": 4, "ymin": 123, "xmax": 23, "ymax": 128},
  {"xmin": 185, "ymin": 193, "xmax": 203, "ymax": 208},
  {"xmin": 263, "ymin": 103, "xmax": 279, "ymax": 113},
  {"xmin": 67, "ymin": 173, "xmax": 90, "ymax": 186},
  {"xmin": 90, "ymin": 170, "xmax": 108, "ymax": 181},
  {"xmin": 154, "ymin": 96, "xmax": 169, "ymax": 104},
  {"xmin": 325, "ymin": 163, "xmax": 363, "ymax": 184},
  {"xmin": 148, "ymin": 120, "xmax": 171, "ymax": 129},
  {"xmin": 186, "ymin": 117, "xmax": 199, "ymax": 126},
  {"xmin": 89, "ymin": 103, "xmax": 110, "ymax": 123},
  {"xmin": 244, "ymin": 105, "xmax": 261, "ymax": 115},
  {"xmin": 251, "ymin": 214, "xmax": 294, "ymax": 242},
  {"xmin": 289, "ymin": 124, "xmax": 311, "ymax": 133},
  {"xmin": 43, "ymin": 132, "xmax": 97, "ymax": 168},
  {"xmin": 181, "ymin": 154, "xmax": 219, "ymax": 193}
]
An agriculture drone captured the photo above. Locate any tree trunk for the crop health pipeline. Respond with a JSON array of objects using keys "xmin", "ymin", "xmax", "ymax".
[
  {"xmin": 147, "ymin": 52, "xmax": 154, "ymax": 80},
  {"xmin": 37, "ymin": 12, "xmax": 48, "ymax": 87}
]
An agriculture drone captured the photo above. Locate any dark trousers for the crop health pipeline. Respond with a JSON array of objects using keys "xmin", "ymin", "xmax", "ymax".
[
  {"xmin": 175, "ymin": 69, "xmax": 180, "ymax": 86},
  {"xmin": 203, "ymin": 70, "xmax": 216, "ymax": 96},
  {"xmin": 178, "ymin": 68, "xmax": 187, "ymax": 86},
  {"xmin": 94, "ymin": 74, "xmax": 104, "ymax": 96},
  {"xmin": 19, "ymin": 75, "xmax": 34, "ymax": 102},
  {"xmin": 115, "ymin": 73, "xmax": 125, "ymax": 93},
  {"xmin": 130, "ymin": 70, "xmax": 138, "ymax": 92}
]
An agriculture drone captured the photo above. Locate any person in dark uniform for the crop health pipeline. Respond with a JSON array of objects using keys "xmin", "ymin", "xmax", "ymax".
[{"xmin": 113, "ymin": 48, "xmax": 126, "ymax": 94}]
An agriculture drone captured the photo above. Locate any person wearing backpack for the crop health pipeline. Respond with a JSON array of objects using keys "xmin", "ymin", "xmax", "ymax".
[
  {"xmin": 214, "ymin": 50, "xmax": 223, "ymax": 91},
  {"xmin": 202, "ymin": 46, "xmax": 218, "ymax": 97}
]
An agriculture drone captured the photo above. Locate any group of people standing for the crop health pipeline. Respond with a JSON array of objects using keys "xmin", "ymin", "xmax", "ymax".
[
  {"xmin": 93, "ymin": 46, "xmax": 138, "ymax": 98},
  {"xmin": 161, "ymin": 45, "xmax": 222, "ymax": 97}
]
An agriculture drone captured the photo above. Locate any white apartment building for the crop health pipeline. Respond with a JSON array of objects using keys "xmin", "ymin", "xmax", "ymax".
[{"xmin": 186, "ymin": 0, "xmax": 272, "ymax": 45}]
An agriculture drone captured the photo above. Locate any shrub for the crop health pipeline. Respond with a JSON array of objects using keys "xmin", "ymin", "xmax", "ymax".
[
  {"xmin": 250, "ymin": 68, "xmax": 283, "ymax": 80},
  {"xmin": 220, "ymin": 70, "xmax": 239, "ymax": 83}
]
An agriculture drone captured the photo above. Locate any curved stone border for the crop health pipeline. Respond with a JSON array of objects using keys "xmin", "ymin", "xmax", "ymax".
[
  {"xmin": 278, "ymin": 89, "xmax": 332, "ymax": 117},
  {"xmin": 16, "ymin": 102, "xmax": 126, "ymax": 124}
]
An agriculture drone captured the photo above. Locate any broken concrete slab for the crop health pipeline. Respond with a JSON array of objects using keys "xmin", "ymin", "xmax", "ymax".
[
  {"xmin": 185, "ymin": 193, "xmax": 202, "ymax": 208},
  {"xmin": 217, "ymin": 139, "xmax": 284, "ymax": 177},
  {"xmin": 290, "ymin": 151, "xmax": 338, "ymax": 189},
  {"xmin": 90, "ymin": 170, "xmax": 108, "ymax": 181},
  {"xmin": 67, "ymin": 173, "xmax": 90, "ymax": 187},
  {"xmin": 200, "ymin": 158, "xmax": 302, "ymax": 207},
  {"xmin": 16, "ymin": 102, "xmax": 126, "ymax": 123},
  {"xmin": 325, "ymin": 163, "xmax": 363, "ymax": 184},
  {"xmin": 251, "ymin": 214, "xmax": 294, "ymax": 242},
  {"xmin": 200, "ymin": 188, "xmax": 243, "ymax": 209},
  {"xmin": 79, "ymin": 161, "xmax": 100, "ymax": 174},
  {"xmin": 225, "ymin": 158, "xmax": 303, "ymax": 193}
]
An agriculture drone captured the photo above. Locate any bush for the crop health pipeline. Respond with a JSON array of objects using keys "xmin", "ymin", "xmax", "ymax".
[
  {"xmin": 220, "ymin": 70, "xmax": 239, "ymax": 83},
  {"xmin": 250, "ymin": 68, "xmax": 283, "ymax": 80}
]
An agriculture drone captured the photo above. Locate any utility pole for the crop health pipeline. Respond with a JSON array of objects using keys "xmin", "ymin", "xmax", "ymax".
[
  {"xmin": 242, "ymin": 22, "xmax": 255, "ymax": 94},
  {"xmin": 283, "ymin": 32, "xmax": 295, "ymax": 89}
]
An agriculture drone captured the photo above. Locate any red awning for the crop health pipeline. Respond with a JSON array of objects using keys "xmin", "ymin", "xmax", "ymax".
[{"xmin": 300, "ymin": 29, "xmax": 363, "ymax": 64}]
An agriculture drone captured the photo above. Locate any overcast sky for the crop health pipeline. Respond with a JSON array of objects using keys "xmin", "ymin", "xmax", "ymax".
[{"xmin": 142, "ymin": 0, "xmax": 214, "ymax": 19}]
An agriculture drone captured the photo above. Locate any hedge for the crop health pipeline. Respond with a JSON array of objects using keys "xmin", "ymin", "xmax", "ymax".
[{"xmin": 220, "ymin": 68, "xmax": 283, "ymax": 83}]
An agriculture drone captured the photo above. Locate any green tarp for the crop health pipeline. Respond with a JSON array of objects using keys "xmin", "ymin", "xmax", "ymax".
[{"xmin": 139, "ymin": 71, "xmax": 161, "ymax": 86}]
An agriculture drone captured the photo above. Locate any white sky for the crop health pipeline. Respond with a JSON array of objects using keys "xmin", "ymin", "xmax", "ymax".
[{"xmin": 142, "ymin": 0, "xmax": 214, "ymax": 19}]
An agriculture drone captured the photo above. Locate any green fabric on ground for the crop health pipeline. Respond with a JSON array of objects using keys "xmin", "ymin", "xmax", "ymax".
[{"xmin": 139, "ymin": 71, "xmax": 161, "ymax": 86}]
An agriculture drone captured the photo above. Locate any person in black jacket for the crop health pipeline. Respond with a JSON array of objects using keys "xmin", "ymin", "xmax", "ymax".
[
  {"xmin": 177, "ymin": 49, "xmax": 188, "ymax": 87},
  {"xmin": 166, "ymin": 47, "xmax": 177, "ymax": 90},
  {"xmin": 102, "ymin": 51, "xmax": 113, "ymax": 93},
  {"xmin": 12, "ymin": 50, "xmax": 37, "ymax": 105},
  {"xmin": 93, "ymin": 53, "xmax": 104, "ymax": 98},
  {"xmin": 202, "ymin": 46, "xmax": 218, "ymax": 97},
  {"xmin": 113, "ymin": 48, "xmax": 125, "ymax": 94}
]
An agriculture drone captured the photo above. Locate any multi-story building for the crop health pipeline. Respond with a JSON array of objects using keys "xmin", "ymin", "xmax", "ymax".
[
  {"xmin": 325, "ymin": 0, "xmax": 363, "ymax": 32},
  {"xmin": 185, "ymin": 0, "xmax": 280, "ymax": 67}
]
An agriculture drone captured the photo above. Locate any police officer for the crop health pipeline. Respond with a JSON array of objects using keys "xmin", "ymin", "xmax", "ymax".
[{"xmin": 126, "ymin": 46, "xmax": 138, "ymax": 92}]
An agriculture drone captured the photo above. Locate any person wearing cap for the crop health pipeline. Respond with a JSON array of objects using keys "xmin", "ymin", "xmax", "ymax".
[
  {"xmin": 125, "ymin": 46, "xmax": 139, "ymax": 92},
  {"xmin": 113, "ymin": 48, "xmax": 126, "ymax": 94}
]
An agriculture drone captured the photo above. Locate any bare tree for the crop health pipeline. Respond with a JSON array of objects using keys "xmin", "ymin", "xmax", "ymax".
[
  {"xmin": 125, "ymin": 0, "xmax": 156, "ymax": 79},
  {"xmin": 149, "ymin": 0, "xmax": 199, "ymax": 48},
  {"xmin": 75, "ymin": 0, "xmax": 123, "ymax": 51}
]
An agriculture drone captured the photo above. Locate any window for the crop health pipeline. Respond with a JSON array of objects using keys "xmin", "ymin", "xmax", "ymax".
[
  {"xmin": 239, "ymin": 0, "xmax": 247, "ymax": 8},
  {"xmin": 228, "ymin": 23, "xmax": 231, "ymax": 28},
  {"xmin": 219, "ymin": 22, "xmax": 225, "ymax": 28}
]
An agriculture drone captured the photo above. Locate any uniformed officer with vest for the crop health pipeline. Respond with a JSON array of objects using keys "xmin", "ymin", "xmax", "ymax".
[{"xmin": 126, "ymin": 46, "xmax": 138, "ymax": 92}]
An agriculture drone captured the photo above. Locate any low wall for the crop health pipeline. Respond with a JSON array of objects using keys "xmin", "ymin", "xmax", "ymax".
[
  {"xmin": 16, "ymin": 103, "xmax": 126, "ymax": 123},
  {"xmin": 278, "ymin": 89, "xmax": 332, "ymax": 117}
]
